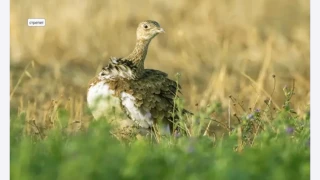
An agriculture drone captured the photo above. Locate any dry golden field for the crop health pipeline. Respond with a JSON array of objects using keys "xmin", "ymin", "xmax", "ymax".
[{"xmin": 10, "ymin": 0, "xmax": 310, "ymax": 133}]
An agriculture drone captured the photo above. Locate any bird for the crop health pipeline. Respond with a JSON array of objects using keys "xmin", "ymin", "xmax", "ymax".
[
  {"xmin": 87, "ymin": 20, "xmax": 166, "ymax": 126},
  {"xmin": 87, "ymin": 20, "xmax": 191, "ymax": 134}
]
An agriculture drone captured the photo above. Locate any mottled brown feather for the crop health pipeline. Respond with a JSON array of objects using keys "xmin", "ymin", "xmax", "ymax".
[
  {"xmin": 87, "ymin": 20, "xmax": 190, "ymax": 132},
  {"xmin": 102, "ymin": 69, "xmax": 190, "ymax": 130}
]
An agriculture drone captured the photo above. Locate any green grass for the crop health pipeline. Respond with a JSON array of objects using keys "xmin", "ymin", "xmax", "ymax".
[{"xmin": 10, "ymin": 96, "xmax": 310, "ymax": 180}]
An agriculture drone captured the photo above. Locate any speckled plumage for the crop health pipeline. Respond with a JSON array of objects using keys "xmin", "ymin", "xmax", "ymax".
[{"xmin": 87, "ymin": 20, "xmax": 190, "ymax": 133}]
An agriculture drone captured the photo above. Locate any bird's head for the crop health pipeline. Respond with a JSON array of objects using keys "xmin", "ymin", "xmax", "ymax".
[{"xmin": 136, "ymin": 20, "xmax": 165, "ymax": 41}]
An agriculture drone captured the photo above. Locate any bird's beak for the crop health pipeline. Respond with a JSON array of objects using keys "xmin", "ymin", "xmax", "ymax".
[{"xmin": 157, "ymin": 28, "xmax": 165, "ymax": 33}]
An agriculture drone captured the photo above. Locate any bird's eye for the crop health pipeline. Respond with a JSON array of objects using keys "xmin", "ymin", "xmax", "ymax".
[{"xmin": 144, "ymin": 25, "xmax": 148, "ymax": 29}]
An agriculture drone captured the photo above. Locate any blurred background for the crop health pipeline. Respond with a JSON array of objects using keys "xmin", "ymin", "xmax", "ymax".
[{"xmin": 10, "ymin": 0, "xmax": 310, "ymax": 128}]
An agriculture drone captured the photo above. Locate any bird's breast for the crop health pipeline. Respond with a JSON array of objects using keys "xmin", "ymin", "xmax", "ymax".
[{"xmin": 87, "ymin": 80, "xmax": 121, "ymax": 119}]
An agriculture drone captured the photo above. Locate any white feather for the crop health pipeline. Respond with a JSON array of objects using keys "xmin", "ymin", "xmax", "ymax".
[
  {"xmin": 120, "ymin": 92, "xmax": 153, "ymax": 128},
  {"xmin": 87, "ymin": 81, "xmax": 120, "ymax": 119}
]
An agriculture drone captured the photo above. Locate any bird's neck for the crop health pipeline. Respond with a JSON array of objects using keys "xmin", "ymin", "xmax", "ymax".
[{"xmin": 125, "ymin": 39, "xmax": 151, "ymax": 69}]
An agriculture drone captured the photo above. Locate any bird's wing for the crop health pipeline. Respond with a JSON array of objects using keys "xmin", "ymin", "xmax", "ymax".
[{"xmin": 120, "ymin": 69, "xmax": 187, "ymax": 121}]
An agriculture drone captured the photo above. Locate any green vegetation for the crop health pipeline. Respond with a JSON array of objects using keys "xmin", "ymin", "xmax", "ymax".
[{"xmin": 10, "ymin": 92, "xmax": 310, "ymax": 179}]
